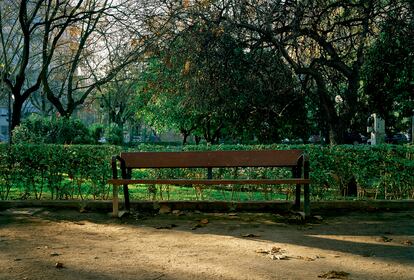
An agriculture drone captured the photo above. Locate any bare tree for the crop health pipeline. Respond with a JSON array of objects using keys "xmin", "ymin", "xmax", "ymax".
[{"xmin": 0, "ymin": 0, "xmax": 178, "ymax": 130}]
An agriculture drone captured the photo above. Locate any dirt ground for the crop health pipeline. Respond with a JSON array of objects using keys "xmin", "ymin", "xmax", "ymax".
[{"xmin": 0, "ymin": 208, "xmax": 413, "ymax": 280}]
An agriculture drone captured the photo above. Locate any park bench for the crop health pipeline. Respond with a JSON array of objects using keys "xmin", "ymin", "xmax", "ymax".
[{"xmin": 108, "ymin": 150, "xmax": 310, "ymax": 217}]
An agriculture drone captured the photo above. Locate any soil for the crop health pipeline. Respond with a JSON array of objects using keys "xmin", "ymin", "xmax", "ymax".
[{"xmin": 0, "ymin": 208, "xmax": 413, "ymax": 280}]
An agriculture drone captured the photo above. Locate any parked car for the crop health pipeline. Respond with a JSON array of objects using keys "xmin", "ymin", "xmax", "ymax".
[
  {"xmin": 344, "ymin": 132, "xmax": 367, "ymax": 144},
  {"xmin": 386, "ymin": 133, "xmax": 409, "ymax": 144},
  {"xmin": 308, "ymin": 135, "xmax": 325, "ymax": 144}
]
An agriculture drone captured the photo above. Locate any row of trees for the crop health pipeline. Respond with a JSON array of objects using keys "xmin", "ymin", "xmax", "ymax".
[
  {"xmin": 1, "ymin": 0, "xmax": 413, "ymax": 144},
  {"xmin": 0, "ymin": 0, "xmax": 164, "ymax": 128}
]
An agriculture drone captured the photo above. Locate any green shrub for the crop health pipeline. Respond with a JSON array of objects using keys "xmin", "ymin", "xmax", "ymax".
[
  {"xmin": 0, "ymin": 143, "xmax": 412, "ymax": 201},
  {"xmin": 104, "ymin": 124, "xmax": 123, "ymax": 145},
  {"xmin": 12, "ymin": 115, "xmax": 94, "ymax": 144},
  {"xmin": 0, "ymin": 144, "xmax": 121, "ymax": 200},
  {"xmin": 89, "ymin": 123, "xmax": 105, "ymax": 144}
]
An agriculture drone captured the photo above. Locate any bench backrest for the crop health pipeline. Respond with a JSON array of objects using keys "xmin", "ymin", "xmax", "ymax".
[{"xmin": 120, "ymin": 150, "xmax": 305, "ymax": 169}]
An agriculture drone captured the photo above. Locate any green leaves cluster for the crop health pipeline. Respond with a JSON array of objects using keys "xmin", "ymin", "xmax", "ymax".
[
  {"xmin": 138, "ymin": 19, "xmax": 307, "ymax": 143},
  {"xmin": 12, "ymin": 115, "xmax": 94, "ymax": 144},
  {"xmin": 0, "ymin": 143, "xmax": 412, "ymax": 201},
  {"xmin": 0, "ymin": 144, "xmax": 121, "ymax": 200}
]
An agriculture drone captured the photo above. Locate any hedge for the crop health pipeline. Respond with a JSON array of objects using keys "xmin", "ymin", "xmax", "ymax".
[{"xmin": 0, "ymin": 143, "xmax": 413, "ymax": 201}]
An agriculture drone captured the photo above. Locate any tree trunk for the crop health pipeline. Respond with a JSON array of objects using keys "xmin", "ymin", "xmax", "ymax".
[
  {"xmin": 314, "ymin": 73, "xmax": 343, "ymax": 144},
  {"xmin": 11, "ymin": 95, "xmax": 24, "ymax": 131}
]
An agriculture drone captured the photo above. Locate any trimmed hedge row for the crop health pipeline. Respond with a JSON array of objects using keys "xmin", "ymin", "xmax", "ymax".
[
  {"xmin": 0, "ymin": 144, "xmax": 121, "ymax": 200},
  {"xmin": 0, "ymin": 143, "xmax": 413, "ymax": 200}
]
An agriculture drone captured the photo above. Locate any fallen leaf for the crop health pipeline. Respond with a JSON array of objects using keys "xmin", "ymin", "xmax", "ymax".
[
  {"xmin": 401, "ymin": 240, "xmax": 413, "ymax": 246},
  {"xmin": 318, "ymin": 271, "xmax": 349, "ymax": 279},
  {"xmin": 172, "ymin": 210, "xmax": 183, "ymax": 215},
  {"xmin": 297, "ymin": 256, "xmax": 315, "ymax": 261},
  {"xmin": 270, "ymin": 254, "xmax": 289, "ymax": 260},
  {"xmin": 55, "ymin": 262, "xmax": 64, "ymax": 269},
  {"xmin": 155, "ymin": 224, "xmax": 177, "ymax": 230},
  {"xmin": 376, "ymin": 236, "xmax": 392, "ymax": 242},
  {"xmin": 255, "ymin": 249, "xmax": 268, "ymax": 254},
  {"xmin": 313, "ymin": 215, "xmax": 323, "ymax": 221},
  {"xmin": 191, "ymin": 224, "xmax": 202, "ymax": 230},
  {"xmin": 241, "ymin": 233, "xmax": 261, "ymax": 238},
  {"xmin": 159, "ymin": 205, "xmax": 171, "ymax": 214},
  {"xmin": 270, "ymin": 247, "xmax": 282, "ymax": 254}
]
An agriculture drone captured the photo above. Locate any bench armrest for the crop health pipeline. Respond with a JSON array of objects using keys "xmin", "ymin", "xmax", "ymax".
[{"xmin": 111, "ymin": 155, "xmax": 126, "ymax": 180}]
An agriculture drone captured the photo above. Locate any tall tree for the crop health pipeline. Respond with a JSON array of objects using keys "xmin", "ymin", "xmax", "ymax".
[
  {"xmin": 362, "ymin": 1, "xmax": 414, "ymax": 133},
  {"xmin": 210, "ymin": 0, "xmax": 404, "ymax": 143},
  {"xmin": 0, "ymin": 0, "xmax": 171, "ymax": 130},
  {"xmin": 140, "ymin": 13, "xmax": 304, "ymax": 144}
]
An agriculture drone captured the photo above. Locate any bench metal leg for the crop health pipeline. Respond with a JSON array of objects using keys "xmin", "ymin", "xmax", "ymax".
[
  {"xmin": 292, "ymin": 166, "xmax": 302, "ymax": 210},
  {"xmin": 295, "ymin": 185, "xmax": 301, "ymax": 210},
  {"xmin": 112, "ymin": 185, "xmax": 119, "ymax": 217},
  {"xmin": 303, "ymin": 159, "xmax": 310, "ymax": 218},
  {"xmin": 123, "ymin": 184, "xmax": 130, "ymax": 211},
  {"xmin": 304, "ymin": 184, "xmax": 310, "ymax": 217}
]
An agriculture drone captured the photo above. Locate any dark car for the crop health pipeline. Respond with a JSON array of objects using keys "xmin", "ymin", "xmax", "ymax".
[
  {"xmin": 386, "ymin": 133, "xmax": 409, "ymax": 144},
  {"xmin": 344, "ymin": 132, "xmax": 366, "ymax": 144}
]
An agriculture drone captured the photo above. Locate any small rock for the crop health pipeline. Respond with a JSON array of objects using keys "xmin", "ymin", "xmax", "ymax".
[
  {"xmin": 14, "ymin": 258, "xmax": 22, "ymax": 261},
  {"xmin": 55, "ymin": 262, "xmax": 64, "ymax": 269},
  {"xmin": 94, "ymin": 256, "xmax": 99, "ymax": 259},
  {"xmin": 159, "ymin": 205, "xmax": 171, "ymax": 214},
  {"xmin": 50, "ymin": 252, "xmax": 60, "ymax": 257}
]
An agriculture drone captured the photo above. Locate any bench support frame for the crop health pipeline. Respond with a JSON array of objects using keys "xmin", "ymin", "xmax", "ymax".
[{"xmin": 110, "ymin": 151, "xmax": 311, "ymax": 218}]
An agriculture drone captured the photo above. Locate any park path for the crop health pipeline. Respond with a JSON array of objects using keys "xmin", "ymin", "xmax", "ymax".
[{"xmin": 0, "ymin": 209, "xmax": 414, "ymax": 280}]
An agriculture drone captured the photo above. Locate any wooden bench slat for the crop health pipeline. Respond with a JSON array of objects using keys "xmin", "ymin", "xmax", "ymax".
[
  {"xmin": 108, "ymin": 178, "xmax": 310, "ymax": 186},
  {"xmin": 121, "ymin": 150, "xmax": 304, "ymax": 168}
]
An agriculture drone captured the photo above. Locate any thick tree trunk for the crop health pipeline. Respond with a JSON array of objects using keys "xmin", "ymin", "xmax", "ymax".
[{"xmin": 11, "ymin": 95, "xmax": 23, "ymax": 131}]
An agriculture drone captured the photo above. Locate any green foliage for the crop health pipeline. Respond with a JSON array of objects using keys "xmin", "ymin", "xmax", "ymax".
[
  {"xmin": 104, "ymin": 124, "xmax": 123, "ymax": 145},
  {"xmin": 0, "ymin": 144, "xmax": 121, "ymax": 200},
  {"xmin": 89, "ymin": 123, "xmax": 105, "ymax": 144},
  {"xmin": 362, "ymin": 6, "xmax": 414, "ymax": 132},
  {"xmin": 138, "ymin": 18, "xmax": 306, "ymax": 144},
  {"xmin": 12, "ymin": 115, "xmax": 94, "ymax": 144},
  {"xmin": 0, "ymin": 143, "xmax": 412, "ymax": 201}
]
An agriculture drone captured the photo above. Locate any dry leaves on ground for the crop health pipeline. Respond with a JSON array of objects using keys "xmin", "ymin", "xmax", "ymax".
[{"xmin": 318, "ymin": 270, "xmax": 350, "ymax": 279}]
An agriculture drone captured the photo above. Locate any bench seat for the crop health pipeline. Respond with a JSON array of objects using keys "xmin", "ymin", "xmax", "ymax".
[
  {"xmin": 109, "ymin": 150, "xmax": 310, "ymax": 218},
  {"xmin": 108, "ymin": 178, "xmax": 311, "ymax": 186}
]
